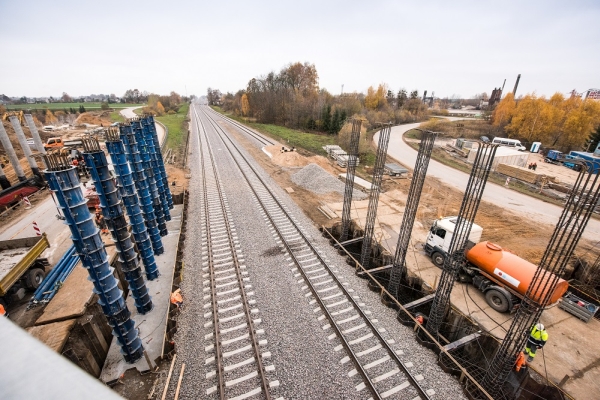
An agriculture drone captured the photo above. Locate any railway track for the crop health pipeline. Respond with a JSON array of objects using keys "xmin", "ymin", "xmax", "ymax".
[
  {"xmin": 194, "ymin": 107, "xmax": 278, "ymax": 400},
  {"xmin": 197, "ymin": 104, "xmax": 434, "ymax": 400},
  {"xmin": 203, "ymin": 107, "xmax": 276, "ymax": 147}
]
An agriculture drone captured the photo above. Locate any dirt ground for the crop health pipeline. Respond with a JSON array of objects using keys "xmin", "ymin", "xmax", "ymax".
[{"xmin": 229, "ymin": 126, "xmax": 597, "ymax": 269}]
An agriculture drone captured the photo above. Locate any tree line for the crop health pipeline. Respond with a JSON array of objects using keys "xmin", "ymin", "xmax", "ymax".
[
  {"xmin": 213, "ymin": 62, "xmax": 432, "ymax": 134},
  {"xmin": 492, "ymin": 93, "xmax": 600, "ymax": 151}
]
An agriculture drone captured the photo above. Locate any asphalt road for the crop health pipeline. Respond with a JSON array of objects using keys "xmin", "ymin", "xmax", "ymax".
[{"xmin": 376, "ymin": 122, "xmax": 600, "ymax": 241}]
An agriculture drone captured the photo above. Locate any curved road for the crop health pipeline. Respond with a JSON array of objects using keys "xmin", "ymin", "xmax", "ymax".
[
  {"xmin": 120, "ymin": 107, "xmax": 166, "ymax": 146},
  {"xmin": 376, "ymin": 123, "xmax": 600, "ymax": 241}
]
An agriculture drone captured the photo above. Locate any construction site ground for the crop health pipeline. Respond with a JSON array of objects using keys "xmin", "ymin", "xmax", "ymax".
[{"xmin": 220, "ymin": 121, "xmax": 600, "ymax": 400}]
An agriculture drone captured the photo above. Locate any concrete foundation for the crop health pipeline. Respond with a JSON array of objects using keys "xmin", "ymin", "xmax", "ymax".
[
  {"xmin": 100, "ymin": 204, "xmax": 183, "ymax": 383},
  {"xmin": 0, "ymin": 122, "xmax": 27, "ymax": 181}
]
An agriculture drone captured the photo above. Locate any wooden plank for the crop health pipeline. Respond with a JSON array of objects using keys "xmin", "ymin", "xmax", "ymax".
[
  {"xmin": 35, "ymin": 264, "xmax": 94, "ymax": 325},
  {"xmin": 36, "ymin": 246, "xmax": 118, "ymax": 325},
  {"xmin": 26, "ymin": 319, "xmax": 76, "ymax": 353}
]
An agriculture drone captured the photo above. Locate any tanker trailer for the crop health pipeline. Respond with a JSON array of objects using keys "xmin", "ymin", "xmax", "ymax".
[
  {"xmin": 424, "ymin": 217, "xmax": 568, "ymax": 313},
  {"xmin": 461, "ymin": 241, "xmax": 569, "ymax": 313}
]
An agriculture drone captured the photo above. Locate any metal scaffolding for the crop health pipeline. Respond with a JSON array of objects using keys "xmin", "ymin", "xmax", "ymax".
[
  {"xmin": 131, "ymin": 119, "xmax": 168, "ymax": 236},
  {"xmin": 120, "ymin": 123, "xmax": 164, "ymax": 256},
  {"xmin": 141, "ymin": 116, "xmax": 170, "ymax": 221},
  {"xmin": 82, "ymin": 138, "xmax": 153, "ymax": 314},
  {"xmin": 146, "ymin": 115, "xmax": 173, "ymax": 209},
  {"xmin": 44, "ymin": 154, "xmax": 143, "ymax": 363},
  {"xmin": 340, "ymin": 119, "xmax": 362, "ymax": 242},
  {"xmin": 359, "ymin": 123, "xmax": 392, "ymax": 269},
  {"xmin": 425, "ymin": 142, "xmax": 498, "ymax": 339},
  {"xmin": 480, "ymin": 162, "xmax": 600, "ymax": 398},
  {"xmin": 105, "ymin": 128, "xmax": 160, "ymax": 280},
  {"xmin": 388, "ymin": 130, "xmax": 437, "ymax": 300}
]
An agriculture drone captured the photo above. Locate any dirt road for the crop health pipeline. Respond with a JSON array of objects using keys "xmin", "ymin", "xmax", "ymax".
[{"xmin": 376, "ymin": 123, "xmax": 600, "ymax": 241}]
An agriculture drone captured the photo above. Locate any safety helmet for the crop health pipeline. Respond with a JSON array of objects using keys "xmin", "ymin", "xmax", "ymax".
[{"xmin": 535, "ymin": 323, "xmax": 544, "ymax": 331}]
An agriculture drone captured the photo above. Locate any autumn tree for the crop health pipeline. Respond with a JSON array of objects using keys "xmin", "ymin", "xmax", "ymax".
[
  {"xmin": 156, "ymin": 101, "xmax": 165, "ymax": 115},
  {"xmin": 61, "ymin": 92, "xmax": 72, "ymax": 102},
  {"xmin": 241, "ymin": 94, "xmax": 250, "ymax": 116},
  {"xmin": 492, "ymin": 93, "xmax": 517, "ymax": 127},
  {"xmin": 364, "ymin": 84, "xmax": 386, "ymax": 110}
]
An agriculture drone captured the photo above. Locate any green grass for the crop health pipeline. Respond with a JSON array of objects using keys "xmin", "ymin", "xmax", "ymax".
[
  {"xmin": 110, "ymin": 111, "xmax": 125, "ymax": 123},
  {"xmin": 6, "ymin": 102, "xmax": 144, "ymax": 110},
  {"xmin": 155, "ymin": 103, "xmax": 190, "ymax": 150}
]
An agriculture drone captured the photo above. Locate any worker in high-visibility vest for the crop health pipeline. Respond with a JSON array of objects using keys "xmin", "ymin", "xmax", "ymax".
[
  {"xmin": 0, "ymin": 303, "xmax": 8, "ymax": 318},
  {"xmin": 525, "ymin": 323, "xmax": 548, "ymax": 363}
]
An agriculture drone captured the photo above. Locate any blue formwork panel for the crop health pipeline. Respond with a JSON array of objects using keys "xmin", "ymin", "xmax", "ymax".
[
  {"xmin": 147, "ymin": 115, "xmax": 174, "ymax": 208},
  {"xmin": 121, "ymin": 125, "xmax": 164, "ymax": 260},
  {"xmin": 142, "ymin": 116, "xmax": 171, "ymax": 221},
  {"xmin": 45, "ymin": 165, "xmax": 143, "ymax": 363},
  {"xmin": 84, "ymin": 146, "xmax": 153, "ymax": 314}
]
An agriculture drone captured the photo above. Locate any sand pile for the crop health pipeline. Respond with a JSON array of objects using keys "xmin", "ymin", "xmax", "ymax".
[{"xmin": 265, "ymin": 145, "xmax": 309, "ymax": 168}]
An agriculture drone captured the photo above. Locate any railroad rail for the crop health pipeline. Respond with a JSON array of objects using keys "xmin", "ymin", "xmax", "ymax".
[
  {"xmin": 203, "ymin": 107, "xmax": 276, "ymax": 147},
  {"xmin": 194, "ymin": 107, "xmax": 276, "ymax": 400},
  {"xmin": 198, "ymin": 104, "xmax": 433, "ymax": 400}
]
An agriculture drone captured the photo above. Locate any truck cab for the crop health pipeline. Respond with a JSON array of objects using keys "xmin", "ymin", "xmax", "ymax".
[{"xmin": 424, "ymin": 216, "xmax": 483, "ymax": 267}]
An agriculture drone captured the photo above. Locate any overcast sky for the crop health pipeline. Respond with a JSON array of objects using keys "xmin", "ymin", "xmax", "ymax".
[{"xmin": 1, "ymin": 0, "xmax": 599, "ymax": 99}]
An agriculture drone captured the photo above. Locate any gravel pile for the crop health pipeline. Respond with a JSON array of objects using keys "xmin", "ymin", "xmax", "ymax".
[{"xmin": 292, "ymin": 163, "xmax": 367, "ymax": 199}]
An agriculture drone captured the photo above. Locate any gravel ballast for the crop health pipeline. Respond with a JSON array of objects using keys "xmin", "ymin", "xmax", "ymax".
[{"xmin": 292, "ymin": 163, "xmax": 367, "ymax": 199}]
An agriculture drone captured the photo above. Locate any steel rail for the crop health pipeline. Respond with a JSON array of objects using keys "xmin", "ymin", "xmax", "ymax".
[
  {"xmin": 194, "ymin": 108, "xmax": 272, "ymax": 400},
  {"xmin": 199, "ymin": 105, "xmax": 431, "ymax": 400},
  {"xmin": 204, "ymin": 107, "xmax": 275, "ymax": 146}
]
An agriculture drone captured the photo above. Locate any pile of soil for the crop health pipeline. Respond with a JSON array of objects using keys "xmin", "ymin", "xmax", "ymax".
[
  {"xmin": 265, "ymin": 145, "xmax": 309, "ymax": 168},
  {"xmin": 74, "ymin": 112, "xmax": 111, "ymax": 127}
]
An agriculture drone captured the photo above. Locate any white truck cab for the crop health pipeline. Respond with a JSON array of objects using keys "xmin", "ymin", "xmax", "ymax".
[{"xmin": 424, "ymin": 216, "xmax": 483, "ymax": 267}]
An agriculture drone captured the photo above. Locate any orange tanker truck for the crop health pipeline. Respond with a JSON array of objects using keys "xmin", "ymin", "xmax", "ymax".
[{"xmin": 424, "ymin": 216, "xmax": 569, "ymax": 313}]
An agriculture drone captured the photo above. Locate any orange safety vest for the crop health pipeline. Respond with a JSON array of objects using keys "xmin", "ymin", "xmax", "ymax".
[{"xmin": 0, "ymin": 304, "xmax": 6, "ymax": 316}]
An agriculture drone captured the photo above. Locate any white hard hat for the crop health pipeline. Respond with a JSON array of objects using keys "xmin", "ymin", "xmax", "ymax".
[{"xmin": 535, "ymin": 323, "xmax": 544, "ymax": 331}]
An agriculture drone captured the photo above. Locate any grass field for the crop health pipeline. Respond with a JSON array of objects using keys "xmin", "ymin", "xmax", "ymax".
[
  {"xmin": 156, "ymin": 103, "xmax": 190, "ymax": 150},
  {"xmin": 6, "ymin": 102, "xmax": 144, "ymax": 111},
  {"xmin": 211, "ymin": 106, "xmax": 380, "ymax": 169},
  {"xmin": 110, "ymin": 111, "xmax": 126, "ymax": 123}
]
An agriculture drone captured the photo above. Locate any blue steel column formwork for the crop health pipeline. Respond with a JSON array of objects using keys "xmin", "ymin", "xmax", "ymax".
[
  {"xmin": 82, "ymin": 138, "xmax": 153, "ymax": 314},
  {"xmin": 140, "ymin": 116, "xmax": 170, "ymax": 221},
  {"xmin": 146, "ymin": 115, "xmax": 173, "ymax": 209},
  {"xmin": 43, "ymin": 154, "xmax": 143, "ymax": 363},
  {"xmin": 131, "ymin": 119, "xmax": 168, "ymax": 236},
  {"xmin": 120, "ymin": 123, "xmax": 164, "ymax": 256},
  {"xmin": 105, "ymin": 129, "xmax": 160, "ymax": 280}
]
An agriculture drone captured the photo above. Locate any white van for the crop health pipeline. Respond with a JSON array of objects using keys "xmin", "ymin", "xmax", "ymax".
[{"xmin": 492, "ymin": 137, "xmax": 526, "ymax": 151}]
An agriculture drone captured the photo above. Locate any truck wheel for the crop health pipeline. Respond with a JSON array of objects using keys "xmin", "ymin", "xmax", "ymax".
[
  {"xmin": 26, "ymin": 268, "xmax": 45, "ymax": 290},
  {"xmin": 431, "ymin": 252, "xmax": 445, "ymax": 268},
  {"xmin": 485, "ymin": 289, "xmax": 509, "ymax": 313}
]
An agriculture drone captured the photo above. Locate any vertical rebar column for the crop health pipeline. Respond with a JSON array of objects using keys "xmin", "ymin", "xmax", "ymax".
[
  {"xmin": 340, "ymin": 119, "xmax": 362, "ymax": 242},
  {"xmin": 0, "ymin": 122, "xmax": 27, "ymax": 182},
  {"xmin": 24, "ymin": 114, "xmax": 48, "ymax": 166},
  {"xmin": 0, "ymin": 163, "xmax": 10, "ymax": 189},
  {"xmin": 82, "ymin": 138, "xmax": 153, "ymax": 313},
  {"xmin": 131, "ymin": 119, "xmax": 168, "ymax": 236},
  {"xmin": 43, "ymin": 155, "xmax": 143, "ymax": 363},
  {"xmin": 146, "ymin": 115, "xmax": 173, "ymax": 209},
  {"xmin": 359, "ymin": 123, "xmax": 392, "ymax": 269},
  {"xmin": 425, "ymin": 143, "xmax": 498, "ymax": 340},
  {"xmin": 120, "ymin": 123, "xmax": 164, "ymax": 255},
  {"xmin": 141, "ymin": 116, "xmax": 170, "ymax": 221},
  {"xmin": 9, "ymin": 116, "xmax": 41, "ymax": 178},
  {"xmin": 105, "ymin": 128, "xmax": 159, "ymax": 280},
  {"xmin": 481, "ymin": 162, "xmax": 600, "ymax": 398},
  {"xmin": 388, "ymin": 130, "xmax": 437, "ymax": 301}
]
